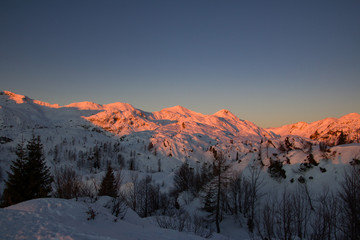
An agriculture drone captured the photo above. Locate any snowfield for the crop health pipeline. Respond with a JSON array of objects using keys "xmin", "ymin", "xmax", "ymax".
[{"xmin": 0, "ymin": 197, "xmax": 237, "ymax": 240}]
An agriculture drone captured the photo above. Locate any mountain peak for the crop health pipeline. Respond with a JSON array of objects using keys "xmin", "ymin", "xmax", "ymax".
[
  {"xmin": 1, "ymin": 90, "xmax": 28, "ymax": 104},
  {"xmin": 103, "ymin": 102, "xmax": 137, "ymax": 112},
  {"xmin": 163, "ymin": 105, "xmax": 191, "ymax": 113},
  {"xmin": 1, "ymin": 91, "xmax": 60, "ymax": 108},
  {"xmin": 269, "ymin": 112, "xmax": 360, "ymax": 144},
  {"xmin": 340, "ymin": 112, "xmax": 360, "ymax": 120},
  {"xmin": 213, "ymin": 109, "xmax": 238, "ymax": 119}
]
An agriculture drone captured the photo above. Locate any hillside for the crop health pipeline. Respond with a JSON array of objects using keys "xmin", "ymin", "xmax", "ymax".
[
  {"xmin": 0, "ymin": 197, "xmax": 233, "ymax": 240},
  {"xmin": 1, "ymin": 90, "xmax": 359, "ymax": 175},
  {"xmin": 268, "ymin": 113, "xmax": 360, "ymax": 145},
  {"xmin": 1, "ymin": 91, "xmax": 360, "ymax": 239}
]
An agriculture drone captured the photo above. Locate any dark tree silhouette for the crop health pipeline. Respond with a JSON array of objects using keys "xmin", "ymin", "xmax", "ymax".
[
  {"xmin": 26, "ymin": 135, "xmax": 53, "ymax": 199},
  {"xmin": 337, "ymin": 131, "xmax": 347, "ymax": 145},
  {"xmin": 173, "ymin": 162, "xmax": 193, "ymax": 193},
  {"xmin": 98, "ymin": 165, "xmax": 117, "ymax": 198},
  {"xmin": 54, "ymin": 166, "xmax": 82, "ymax": 199},
  {"xmin": 203, "ymin": 149, "xmax": 229, "ymax": 234},
  {"xmin": 2, "ymin": 136, "xmax": 53, "ymax": 206},
  {"xmin": 2, "ymin": 139, "xmax": 28, "ymax": 206},
  {"xmin": 338, "ymin": 166, "xmax": 360, "ymax": 239}
]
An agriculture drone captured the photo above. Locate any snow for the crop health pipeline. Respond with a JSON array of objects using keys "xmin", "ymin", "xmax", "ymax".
[
  {"xmin": 0, "ymin": 198, "xmax": 221, "ymax": 240},
  {"xmin": 2, "ymin": 91, "xmax": 27, "ymax": 104},
  {"xmin": 65, "ymin": 102, "xmax": 103, "ymax": 110},
  {"xmin": 1, "ymin": 91, "xmax": 360, "ymax": 240},
  {"xmin": 268, "ymin": 113, "xmax": 360, "ymax": 144}
]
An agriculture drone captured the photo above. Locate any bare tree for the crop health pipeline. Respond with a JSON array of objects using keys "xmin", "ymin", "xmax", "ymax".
[
  {"xmin": 255, "ymin": 196, "xmax": 276, "ymax": 240},
  {"xmin": 292, "ymin": 184, "xmax": 312, "ymax": 239},
  {"xmin": 338, "ymin": 165, "xmax": 360, "ymax": 239},
  {"xmin": 299, "ymin": 176, "xmax": 315, "ymax": 211},
  {"xmin": 310, "ymin": 187, "xmax": 339, "ymax": 240},
  {"xmin": 249, "ymin": 164, "xmax": 264, "ymax": 233},
  {"xmin": 228, "ymin": 170, "xmax": 243, "ymax": 217},
  {"xmin": 125, "ymin": 172, "xmax": 139, "ymax": 212},
  {"xmin": 275, "ymin": 189, "xmax": 295, "ymax": 240},
  {"xmin": 53, "ymin": 166, "xmax": 82, "ymax": 199},
  {"xmin": 213, "ymin": 151, "xmax": 227, "ymax": 233}
]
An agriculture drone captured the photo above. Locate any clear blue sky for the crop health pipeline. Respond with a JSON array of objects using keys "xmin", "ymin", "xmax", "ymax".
[{"xmin": 1, "ymin": 0, "xmax": 359, "ymax": 127}]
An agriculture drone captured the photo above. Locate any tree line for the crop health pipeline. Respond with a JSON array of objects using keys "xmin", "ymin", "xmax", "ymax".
[{"xmin": 1, "ymin": 137, "xmax": 360, "ymax": 239}]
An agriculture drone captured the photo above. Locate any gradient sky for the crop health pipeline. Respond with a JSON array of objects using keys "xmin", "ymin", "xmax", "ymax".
[{"xmin": 1, "ymin": 0, "xmax": 359, "ymax": 128}]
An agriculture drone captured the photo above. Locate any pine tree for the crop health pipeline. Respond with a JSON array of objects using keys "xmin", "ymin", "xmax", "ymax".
[
  {"xmin": 2, "ymin": 136, "xmax": 53, "ymax": 206},
  {"xmin": 98, "ymin": 165, "xmax": 117, "ymax": 198},
  {"xmin": 93, "ymin": 146, "xmax": 101, "ymax": 169},
  {"xmin": 173, "ymin": 162, "xmax": 193, "ymax": 193},
  {"xmin": 26, "ymin": 135, "xmax": 53, "ymax": 199},
  {"xmin": 203, "ymin": 149, "xmax": 229, "ymax": 234},
  {"xmin": 2, "ymin": 139, "xmax": 28, "ymax": 206}
]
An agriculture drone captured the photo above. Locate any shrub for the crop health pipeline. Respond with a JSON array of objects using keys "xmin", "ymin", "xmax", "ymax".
[{"xmin": 268, "ymin": 160, "xmax": 286, "ymax": 179}]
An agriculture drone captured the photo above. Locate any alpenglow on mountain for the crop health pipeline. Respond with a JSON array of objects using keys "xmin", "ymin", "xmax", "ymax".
[
  {"xmin": 1, "ymin": 90, "xmax": 359, "ymax": 171},
  {"xmin": 1, "ymin": 90, "xmax": 360, "ymax": 239}
]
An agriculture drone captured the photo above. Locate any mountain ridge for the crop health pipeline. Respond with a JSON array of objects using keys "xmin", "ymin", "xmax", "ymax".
[
  {"xmin": 268, "ymin": 112, "xmax": 360, "ymax": 145},
  {"xmin": 1, "ymin": 91, "xmax": 360, "ymax": 240},
  {"xmin": 2, "ymin": 91, "xmax": 359, "ymax": 143}
]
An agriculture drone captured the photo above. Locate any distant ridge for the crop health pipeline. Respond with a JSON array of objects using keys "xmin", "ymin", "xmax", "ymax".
[
  {"xmin": 267, "ymin": 113, "xmax": 360, "ymax": 145},
  {"xmin": 1, "ymin": 91, "xmax": 359, "ymax": 144}
]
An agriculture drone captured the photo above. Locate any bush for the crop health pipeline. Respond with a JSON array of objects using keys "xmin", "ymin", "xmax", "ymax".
[
  {"xmin": 54, "ymin": 166, "xmax": 82, "ymax": 199},
  {"xmin": 86, "ymin": 206, "xmax": 97, "ymax": 220},
  {"xmin": 155, "ymin": 210, "xmax": 212, "ymax": 238},
  {"xmin": 268, "ymin": 160, "xmax": 286, "ymax": 179}
]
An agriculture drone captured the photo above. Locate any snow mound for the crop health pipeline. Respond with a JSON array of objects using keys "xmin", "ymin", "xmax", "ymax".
[{"xmin": 0, "ymin": 198, "xmax": 215, "ymax": 240}]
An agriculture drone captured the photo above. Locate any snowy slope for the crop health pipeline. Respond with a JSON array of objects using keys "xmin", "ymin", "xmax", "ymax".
[
  {"xmin": 0, "ymin": 197, "xmax": 231, "ymax": 240},
  {"xmin": 0, "ymin": 91, "xmax": 273, "ymax": 169},
  {"xmin": 1, "ymin": 91, "xmax": 360, "ymax": 240},
  {"xmin": 268, "ymin": 113, "xmax": 360, "ymax": 145},
  {"xmin": 1, "ymin": 90, "xmax": 359, "ymax": 173},
  {"xmin": 85, "ymin": 102, "xmax": 272, "ymax": 140}
]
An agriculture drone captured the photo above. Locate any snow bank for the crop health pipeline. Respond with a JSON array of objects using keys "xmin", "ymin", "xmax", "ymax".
[{"xmin": 0, "ymin": 198, "xmax": 226, "ymax": 240}]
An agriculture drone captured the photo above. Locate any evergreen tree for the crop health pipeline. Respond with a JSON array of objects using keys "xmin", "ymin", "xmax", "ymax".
[
  {"xmin": 268, "ymin": 159, "xmax": 286, "ymax": 179},
  {"xmin": 203, "ymin": 149, "xmax": 229, "ymax": 234},
  {"xmin": 173, "ymin": 162, "xmax": 193, "ymax": 193},
  {"xmin": 93, "ymin": 146, "xmax": 101, "ymax": 169},
  {"xmin": 2, "ymin": 136, "xmax": 53, "ymax": 206},
  {"xmin": 98, "ymin": 165, "xmax": 117, "ymax": 197},
  {"xmin": 26, "ymin": 135, "xmax": 53, "ymax": 199},
  {"xmin": 2, "ymin": 139, "xmax": 28, "ymax": 206}
]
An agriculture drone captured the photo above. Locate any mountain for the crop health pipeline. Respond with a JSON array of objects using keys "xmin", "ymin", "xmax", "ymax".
[
  {"xmin": 267, "ymin": 113, "xmax": 360, "ymax": 145},
  {"xmin": 85, "ymin": 103, "xmax": 271, "ymax": 139},
  {"xmin": 0, "ymin": 90, "xmax": 274, "ymax": 177},
  {"xmin": 1, "ymin": 91, "xmax": 360, "ymax": 239},
  {"xmin": 1, "ymin": 90, "xmax": 360, "ymax": 182},
  {"xmin": 65, "ymin": 101, "xmax": 103, "ymax": 110}
]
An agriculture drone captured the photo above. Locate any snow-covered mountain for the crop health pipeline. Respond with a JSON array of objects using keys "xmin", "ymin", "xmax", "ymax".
[
  {"xmin": 0, "ymin": 91, "xmax": 273, "ymax": 166},
  {"xmin": 267, "ymin": 113, "xmax": 360, "ymax": 145},
  {"xmin": 84, "ymin": 101, "xmax": 271, "ymax": 139},
  {"xmin": 1, "ymin": 90, "xmax": 359, "ymax": 169},
  {"xmin": 1, "ymin": 90, "xmax": 360, "ymax": 240}
]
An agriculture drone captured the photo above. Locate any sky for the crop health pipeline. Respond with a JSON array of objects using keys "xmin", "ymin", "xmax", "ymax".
[{"xmin": 1, "ymin": 0, "xmax": 359, "ymax": 128}]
